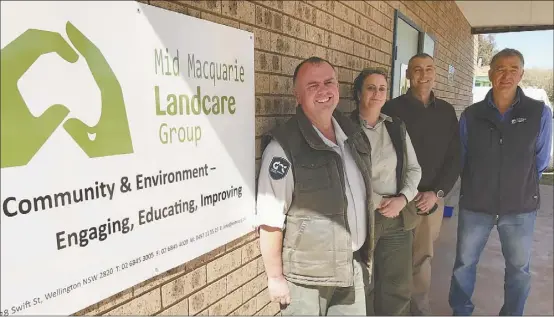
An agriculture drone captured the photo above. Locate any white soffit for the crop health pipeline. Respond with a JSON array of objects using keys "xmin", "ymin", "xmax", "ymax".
[{"xmin": 455, "ymin": 1, "xmax": 554, "ymax": 28}]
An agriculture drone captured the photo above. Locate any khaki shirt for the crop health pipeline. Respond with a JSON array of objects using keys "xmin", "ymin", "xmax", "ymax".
[
  {"xmin": 360, "ymin": 114, "xmax": 422, "ymax": 206},
  {"xmin": 256, "ymin": 117, "xmax": 367, "ymax": 251}
]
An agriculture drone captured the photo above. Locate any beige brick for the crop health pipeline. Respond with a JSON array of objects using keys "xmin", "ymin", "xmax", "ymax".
[
  {"xmin": 256, "ymin": 302, "xmax": 280, "ymax": 316},
  {"xmin": 201, "ymin": 11, "xmax": 240, "ymax": 28},
  {"xmin": 255, "ymin": 117, "xmax": 277, "ymax": 137},
  {"xmin": 282, "ymin": 0, "xmax": 297, "ymax": 16},
  {"xmin": 256, "ymin": 73, "xmax": 271, "ymax": 94},
  {"xmin": 159, "ymin": 298, "xmax": 188, "ymax": 315},
  {"xmin": 221, "ymin": 0, "xmax": 255, "ymax": 24},
  {"xmin": 328, "ymin": 49, "xmax": 348, "ymax": 68},
  {"xmin": 328, "ymin": 33, "xmax": 342, "ymax": 52},
  {"xmin": 255, "ymin": 0, "xmax": 284, "ymax": 12},
  {"xmin": 337, "ymin": 67, "xmax": 351, "ymax": 83},
  {"xmin": 82, "ymin": 289, "xmax": 133, "ymax": 315},
  {"xmin": 206, "ymin": 248, "xmax": 242, "ymax": 283},
  {"xmin": 196, "ymin": 308, "xmax": 209, "ymax": 316},
  {"xmin": 353, "ymin": 42, "xmax": 368, "ymax": 59},
  {"xmin": 209, "ymin": 287, "xmax": 244, "ymax": 315},
  {"xmin": 255, "ymin": 52, "xmax": 281, "ymax": 73},
  {"xmin": 186, "ymin": 245, "xmax": 226, "ymax": 272},
  {"xmin": 149, "ymin": 0, "xmax": 187, "ymax": 14},
  {"xmin": 106, "ymin": 289, "xmax": 161, "ymax": 316},
  {"xmin": 314, "ymin": 8, "xmax": 333, "ymax": 30},
  {"xmin": 161, "ymin": 266, "xmax": 206, "ymax": 307},
  {"xmin": 283, "ymin": 16, "xmax": 306, "ymax": 40},
  {"xmin": 227, "ymin": 259, "xmax": 259, "ymax": 292},
  {"xmin": 337, "ymin": 98, "xmax": 355, "ymax": 113},
  {"xmin": 271, "ymin": 33, "xmax": 295, "ymax": 56},
  {"xmin": 243, "ymin": 273, "xmax": 267, "ymax": 300},
  {"xmin": 296, "ymin": 1, "xmax": 316, "ymax": 24},
  {"xmin": 332, "ymin": 16, "xmax": 345, "ymax": 37},
  {"xmin": 255, "ymin": 288, "xmax": 270, "ymax": 311},
  {"xmin": 231, "ymin": 296, "xmax": 258, "ymax": 316},
  {"xmin": 281, "ymin": 56, "xmax": 302, "ymax": 76},
  {"xmin": 255, "ymin": 137, "xmax": 262, "ymax": 158},
  {"xmin": 269, "ymin": 75, "xmax": 293, "ymax": 95},
  {"xmin": 257, "ymin": 257, "xmax": 266, "ymax": 274},
  {"xmin": 226, "ymin": 231, "xmax": 258, "ymax": 251},
  {"xmin": 305, "ymin": 24, "xmax": 327, "ymax": 46},
  {"xmin": 179, "ymin": 0, "xmax": 221, "ymax": 14},
  {"xmin": 132, "ymin": 263, "xmax": 187, "ymax": 297},
  {"xmin": 294, "ymin": 40, "xmax": 317, "ymax": 59},
  {"xmin": 189, "ymin": 278, "xmax": 227, "ymax": 315},
  {"xmin": 242, "ymin": 240, "xmax": 262, "ymax": 263},
  {"xmin": 332, "ymin": 1, "xmax": 348, "ymax": 21},
  {"xmin": 252, "ymin": 27, "xmax": 272, "ymax": 51},
  {"xmin": 256, "ymin": 96, "xmax": 296, "ymax": 116},
  {"xmin": 255, "ymin": 5, "xmax": 282, "ymax": 32}
]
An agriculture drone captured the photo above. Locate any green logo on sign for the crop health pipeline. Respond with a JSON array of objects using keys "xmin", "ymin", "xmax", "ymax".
[{"xmin": 1, "ymin": 22, "xmax": 133, "ymax": 169}]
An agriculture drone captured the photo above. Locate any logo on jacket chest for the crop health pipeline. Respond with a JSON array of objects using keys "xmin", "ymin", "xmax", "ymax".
[{"xmin": 511, "ymin": 117, "xmax": 527, "ymax": 124}]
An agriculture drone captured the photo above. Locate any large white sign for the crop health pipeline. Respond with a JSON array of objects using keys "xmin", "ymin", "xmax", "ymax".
[{"xmin": 0, "ymin": 1, "xmax": 255, "ymax": 315}]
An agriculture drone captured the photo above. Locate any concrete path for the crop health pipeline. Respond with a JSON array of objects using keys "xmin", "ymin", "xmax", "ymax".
[{"xmin": 430, "ymin": 184, "xmax": 553, "ymax": 316}]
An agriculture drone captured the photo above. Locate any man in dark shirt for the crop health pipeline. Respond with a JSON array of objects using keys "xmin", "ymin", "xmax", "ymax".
[{"xmin": 382, "ymin": 53, "xmax": 461, "ymax": 315}]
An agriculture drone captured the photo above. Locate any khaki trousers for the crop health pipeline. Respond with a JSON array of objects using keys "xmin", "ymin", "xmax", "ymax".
[
  {"xmin": 410, "ymin": 198, "xmax": 444, "ymax": 315},
  {"xmin": 280, "ymin": 253, "xmax": 368, "ymax": 316}
]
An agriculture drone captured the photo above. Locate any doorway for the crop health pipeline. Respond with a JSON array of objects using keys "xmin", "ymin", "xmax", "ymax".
[{"xmin": 390, "ymin": 11, "xmax": 429, "ymax": 99}]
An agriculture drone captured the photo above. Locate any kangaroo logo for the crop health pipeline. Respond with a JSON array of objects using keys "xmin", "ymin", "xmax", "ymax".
[{"xmin": 1, "ymin": 22, "xmax": 133, "ymax": 169}]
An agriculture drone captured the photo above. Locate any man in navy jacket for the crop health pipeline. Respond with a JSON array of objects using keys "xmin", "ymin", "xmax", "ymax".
[{"xmin": 449, "ymin": 48, "xmax": 552, "ymax": 316}]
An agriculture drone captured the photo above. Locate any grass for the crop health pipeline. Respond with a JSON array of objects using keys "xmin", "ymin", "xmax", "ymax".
[{"xmin": 540, "ymin": 172, "xmax": 554, "ymax": 186}]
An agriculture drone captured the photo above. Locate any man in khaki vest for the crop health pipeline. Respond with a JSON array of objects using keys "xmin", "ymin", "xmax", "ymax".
[{"xmin": 256, "ymin": 56, "xmax": 374, "ymax": 315}]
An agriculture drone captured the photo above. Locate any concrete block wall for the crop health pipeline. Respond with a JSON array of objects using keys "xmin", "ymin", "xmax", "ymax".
[{"xmin": 73, "ymin": 1, "xmax": 474, "ymax": 315}]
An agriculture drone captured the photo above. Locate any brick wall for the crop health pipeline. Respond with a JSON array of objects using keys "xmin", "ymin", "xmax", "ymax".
[{"xmin": 74, "ymin": 1, "xmax": 474, "ymax": 315}]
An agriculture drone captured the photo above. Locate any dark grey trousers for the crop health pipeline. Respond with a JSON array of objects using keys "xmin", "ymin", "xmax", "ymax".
[{"xmin": 366, "ymin": 211, "xmax": 413, "ymax": 316}]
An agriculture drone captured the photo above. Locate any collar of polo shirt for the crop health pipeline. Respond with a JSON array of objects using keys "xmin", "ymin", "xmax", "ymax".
[{"xmin": 359, "ymin": 113, "xmax": 393, "ymax": 130}]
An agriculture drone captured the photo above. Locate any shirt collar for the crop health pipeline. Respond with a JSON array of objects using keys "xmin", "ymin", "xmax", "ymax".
[
  {"xmin": 359, "ymin": 113, "xmax": 392, "ymax": 130},
  {"xmin": 406, "ymin": 88, "xmax": 436, "ymax": 107},
  {"xmin": 486, "ymin": 87, "xmax": 521, "ymax": 110},
  {"xmin": 312, "ymin": 116, "xmax": 348, "ymax": 148}
]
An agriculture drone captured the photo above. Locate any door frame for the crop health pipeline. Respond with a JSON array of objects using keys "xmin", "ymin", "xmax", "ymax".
[{"xmin": 390, "ymin": 10, "xmax": 424, "ymax": 99}]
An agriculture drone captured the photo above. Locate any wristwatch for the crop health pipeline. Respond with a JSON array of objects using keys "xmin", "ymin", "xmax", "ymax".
[{"xmin": 436, "ymin": 190, "xmax": 445, "ymax": 198}]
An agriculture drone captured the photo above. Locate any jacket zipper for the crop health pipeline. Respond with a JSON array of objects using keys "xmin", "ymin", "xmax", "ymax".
[{"xmin": 498, "ymin": 132, "xmax": 503, "ymax": 222}]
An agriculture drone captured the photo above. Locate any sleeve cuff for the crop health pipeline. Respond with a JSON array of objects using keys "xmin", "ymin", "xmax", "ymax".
[{"xmin": 400, "ymin": 188, "xmax": 417, "ymax": 203}]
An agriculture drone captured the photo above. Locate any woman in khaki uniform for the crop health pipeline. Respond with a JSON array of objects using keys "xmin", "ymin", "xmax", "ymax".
[{"xmin": 350, "ymin": 68, "xmax": 422, "ymax": 315}]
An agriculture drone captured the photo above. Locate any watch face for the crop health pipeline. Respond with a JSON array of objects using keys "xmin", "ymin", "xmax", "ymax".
[{"xmin": 437, "ymin": 190, "xmax": 444, "ymax": 198}]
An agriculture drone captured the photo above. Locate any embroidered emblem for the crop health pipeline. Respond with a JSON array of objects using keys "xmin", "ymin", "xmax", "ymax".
[
  {"xmin": 269, "ymin": 157, "xmax": 290, "ymax": 180},
  {"xmin": 511, "ymin": 117, "xmax": 527, "ymax": 124}
]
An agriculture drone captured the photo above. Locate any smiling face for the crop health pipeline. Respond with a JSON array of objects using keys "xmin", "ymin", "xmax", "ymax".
[
  {"xmin": 358, "ymin": 73, "xmax": 388, "ymax": 111},
  {"xmin": 407, "ymin": 56, "xmax": 436, "ymax": 93},
  {"xmin": 294, "ymin": 61, "xmax": 339, "ymax": 121},
  {"xmin": 489, "ymin": 55, "xmax": 524, "ymax": 95}
]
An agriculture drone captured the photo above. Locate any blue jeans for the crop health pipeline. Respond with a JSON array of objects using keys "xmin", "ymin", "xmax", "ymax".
[{"xmin": 448, "ymin": 209, "xmax": 537, "ymax": 316}]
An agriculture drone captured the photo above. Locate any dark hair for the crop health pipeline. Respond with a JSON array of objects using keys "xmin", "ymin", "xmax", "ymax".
[
  {"xmin": 490, "ymin": 48, "xmax": 525, "ymax": 68},
  {"xmin": 352, "ymin": 67, "xmax": 388, "ymax": 104},
  {"xmin": 292, "ymin": 56, "xmax": 334, "ymax": 83},
  {"xmin": 408, "ymin": 53, "xmax": 434, "ymax": 69}
]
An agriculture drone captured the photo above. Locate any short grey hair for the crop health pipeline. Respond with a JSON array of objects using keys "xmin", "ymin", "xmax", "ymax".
[{"xmin": 490, "ymin": 48, "xmax": 525, "ymax": 68}]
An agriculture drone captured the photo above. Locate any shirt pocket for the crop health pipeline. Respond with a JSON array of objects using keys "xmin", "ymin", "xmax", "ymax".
[{"xmin": 295, "ymin": 155, "xmax": 333, "ymax": 193}]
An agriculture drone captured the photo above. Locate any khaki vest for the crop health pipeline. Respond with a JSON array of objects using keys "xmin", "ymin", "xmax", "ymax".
[
  {"xmin": 350, "ymin": 110, "xmax": 421, "ymax": 231},
  {"xmin": 262, "ymin": 107, "xmax": 375, "ymax": 287}
]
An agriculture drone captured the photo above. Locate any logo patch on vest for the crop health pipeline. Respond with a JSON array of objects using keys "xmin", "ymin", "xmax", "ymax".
[
  {"xmin": 511, "ymin": 117, "xmax": 527, "ymax": 124},
  {"xmin": 269, "ymin": 157, "xmax": 290, "ymax": 180}
]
